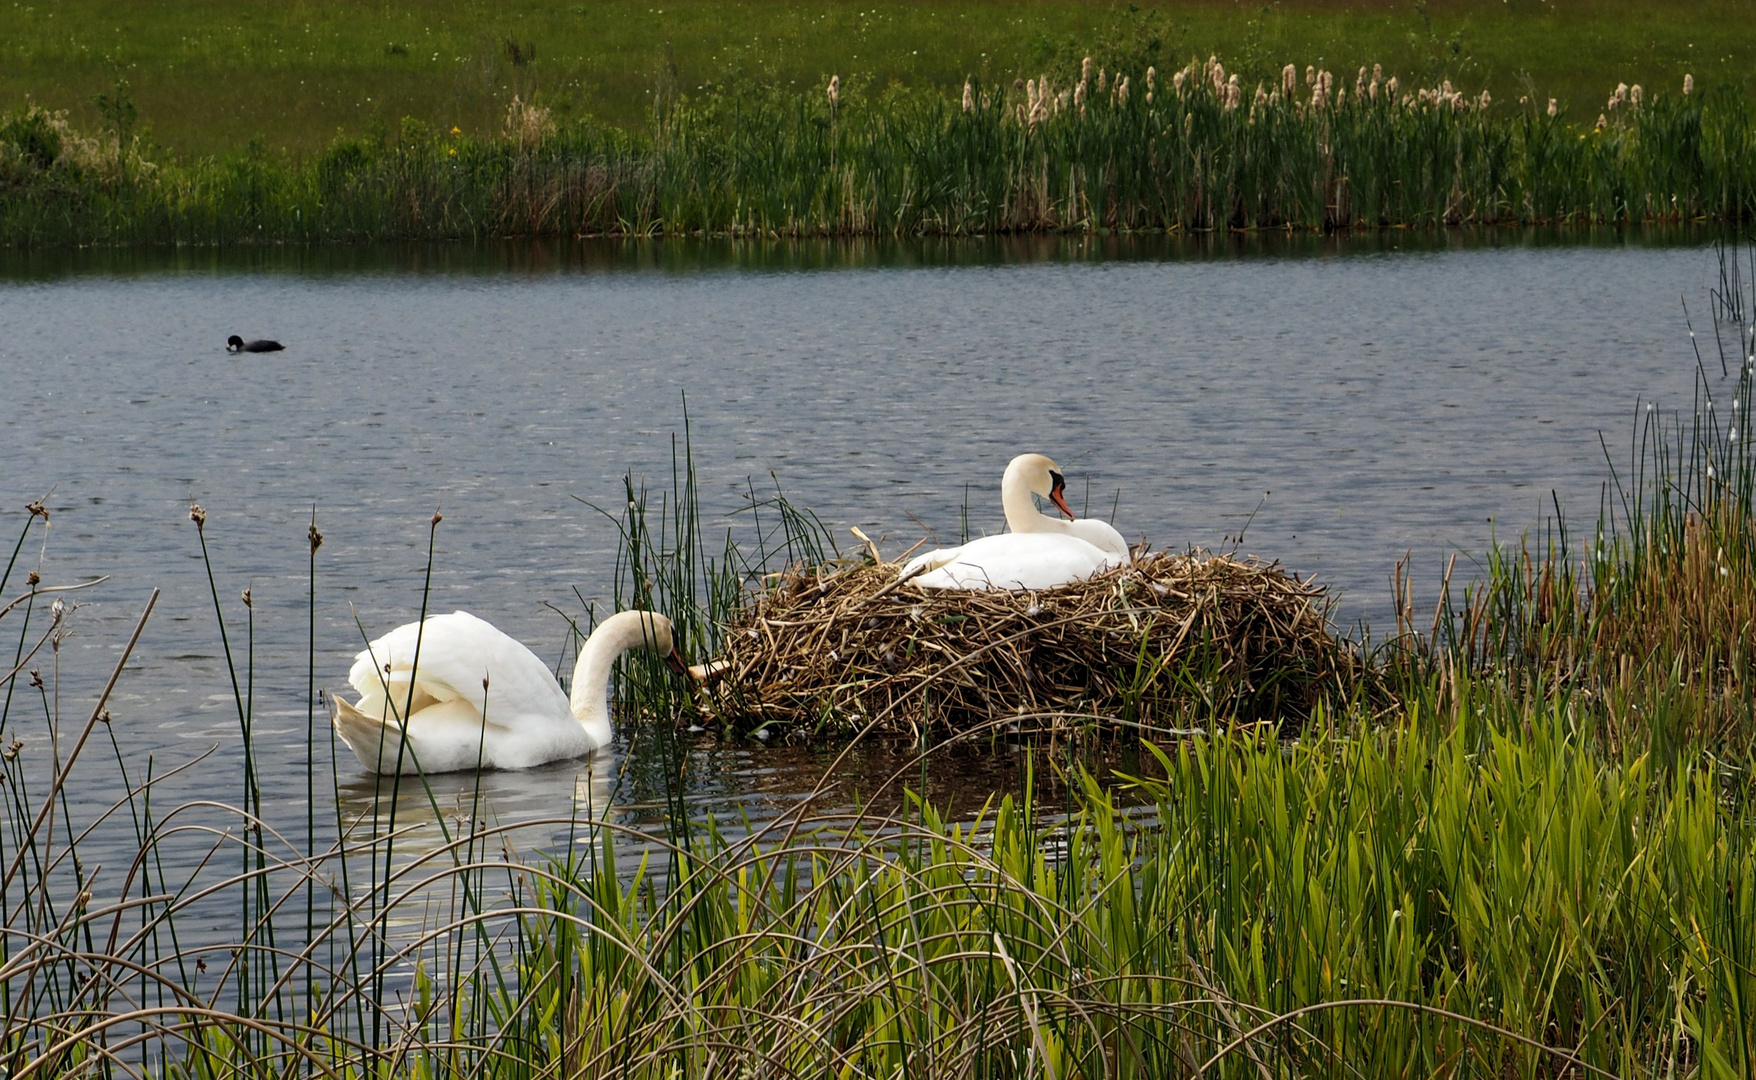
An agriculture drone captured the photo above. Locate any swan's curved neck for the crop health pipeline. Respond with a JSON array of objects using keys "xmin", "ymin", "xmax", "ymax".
[
  {"xmin": 1001, "ymin": 462, "xmax": 1072, "ymax": 536},
  {"xmin": 569, "ymin": 612, "xmax": 662, "ymax": 747}
]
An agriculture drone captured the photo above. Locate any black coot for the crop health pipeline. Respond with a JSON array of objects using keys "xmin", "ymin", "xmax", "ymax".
[{"xmin": 227, "ymin": 335, "xmax": 285, "ymax": 353}]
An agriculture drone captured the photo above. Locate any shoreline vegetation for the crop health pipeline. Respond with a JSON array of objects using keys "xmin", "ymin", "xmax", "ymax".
[
  {"xmin": 2, "ymin": 258, "xmax": 1754, "ymax": 1074},
  {"xmin": 4, "ymin": 57, "xmax": 1753, "ymax": 245}
]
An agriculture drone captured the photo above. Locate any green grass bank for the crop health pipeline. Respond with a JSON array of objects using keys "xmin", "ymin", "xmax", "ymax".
[{"xmin": 0, "ymin": 0, "xmax": 1745, "ymax": 158}]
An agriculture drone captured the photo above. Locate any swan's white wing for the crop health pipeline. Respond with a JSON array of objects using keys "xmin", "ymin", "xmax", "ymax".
[
  {"xmin": 348, "ymin": 611, "xmax": 569, "ymax": 730},
  {"xmin": 332, "ymin": 695, "xmax": 511, "ymax": 774},
  {"xmin": 1067, "ymin": 519, "xmax": 1131, "ymax": 564},
  {"xmin": 902, "ymin": 543, "xmax": 968, "ymax": 578},
  {"xmin": 911, "ymin": 534, "xmax": 1117, "ymax": 591}
]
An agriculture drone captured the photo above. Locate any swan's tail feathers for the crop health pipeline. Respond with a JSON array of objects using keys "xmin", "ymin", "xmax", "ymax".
[{"xmin": 329, "ymin": 694, "xmax": 404, "ymax": 775}]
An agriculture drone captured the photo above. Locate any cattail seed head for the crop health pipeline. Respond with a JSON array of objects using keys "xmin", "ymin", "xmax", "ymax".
[
  {"xmin": 1116, "ymin": 75, "xmax": 1129, "ymax": 105},
  {"xmin": 1305, "ymin": 65, "xmax": 1315, "ymax": 86},
  {"xmin": 1596, "ymin": 112, "xmax": 1607, "ymax": 130},
  {"xmin": 431, "ymin": 510, "xmax": 444, "ymax": 527},
  {"xmin": 26, "ymin": 570, "xmax": 39, "ymax": 586},
  {"xmin": 1387, "ymin": 75, "xmax": 1398, "ymax": 97},
  {"xmin": 827, "ymin": 74, "xmax": 840, "ymax": 106},
  {"xmin": 1146, "ymin": 66, "xmax": 1156, "ymax": 91},
  {"xmin": 1281, "ymin": 64, "xmax": 1297, "ymax": 96},
  {"xmin": 962, "ymin": 79, "xmax": 974, "ymax": 113},
  {"xmin": 1173, "ymin": 69, "xmax": 1186, "ymax": 93},
  {"xmin": 189, "ymin": 504, "xmax": 206, "ymax": 529},
  {"xmin": 1547, "ymin": 97, "xmax": 1558, "ymax": 117},
  {"xmin": 1478, "ymin": 89, "xmax": 1490, "ymax": 109},
  {"xmin": 1629, "ymin": 83, "xmax": 1643, "ymax": 107},
  {"xmin": 1082, "ymin": 56, "xmax": 1092, "ymax": 83},
  {"xmin": 1683, "ymin": 73, "xmax": 1694, "ymax": 95},
  {"xmin": 241, "ymin": 587, "xmax": 251, "ymax": 608}
]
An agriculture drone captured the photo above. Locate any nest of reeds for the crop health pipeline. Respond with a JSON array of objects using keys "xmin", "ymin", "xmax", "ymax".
[{"xmin": 689, "ymin": 548, "xmax": 1359, "ymax": 739}]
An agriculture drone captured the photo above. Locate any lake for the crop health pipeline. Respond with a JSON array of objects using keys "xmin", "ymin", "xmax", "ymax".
[{"xmin": 0, "ymin": 228, "xmax": 1736, "ymax": 864}]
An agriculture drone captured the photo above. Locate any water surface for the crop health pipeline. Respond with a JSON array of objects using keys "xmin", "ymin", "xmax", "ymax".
[{"xmin": 0, "ymin": 230, "xmax": 1734, "ymax": 863}]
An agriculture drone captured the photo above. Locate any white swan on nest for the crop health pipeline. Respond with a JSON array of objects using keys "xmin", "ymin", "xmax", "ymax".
[
  {"xmin": 902, "ymin": 453, "xmax": 1131, "ymax": 591},
  {"xmin": 329, "ymin": 609, "xmax": 685, "ymax": 775}
]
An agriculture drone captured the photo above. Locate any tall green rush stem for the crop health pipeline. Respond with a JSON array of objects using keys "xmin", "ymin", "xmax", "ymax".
[
  {"xmin": 373, "ymin": 508, "xmax": 443, "ymax": 1056},
  {"xmin": 305, "ymin": 509, "xmax": 322, "ymax": 1024}
]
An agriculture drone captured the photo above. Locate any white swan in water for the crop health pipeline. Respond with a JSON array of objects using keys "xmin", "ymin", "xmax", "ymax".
[
  {"xmin": 903, "ymin": 453, "xmax": 1131, "ymax": 591},
  {"xmin": 329, "ymin": 609, "xmax": 684, "ymax": 774}
]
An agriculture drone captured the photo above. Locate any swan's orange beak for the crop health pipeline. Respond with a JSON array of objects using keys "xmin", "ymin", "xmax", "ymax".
[
  {"xmin": 1048, "ymin": 479, "xmax": 1077, "ymax": 521},
  {"xmin": 664, "ymin": 646, "xmax": 689, "ymax": 676}
]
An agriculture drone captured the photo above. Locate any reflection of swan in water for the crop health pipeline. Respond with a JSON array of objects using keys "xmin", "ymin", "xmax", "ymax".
[
  {"xmin": 330, "ymin": 610, "xmax": 686, "ymax": 775},
  {"xmin": 331, "ymin": 746, "xmax": 629, "ymax": 851},
  {"xmin": 903, "ymin": 453, "xmax": 1131, "ymax": 591}
]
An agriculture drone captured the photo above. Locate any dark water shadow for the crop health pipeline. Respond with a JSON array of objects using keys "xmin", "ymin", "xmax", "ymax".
[{"xmin": 0, "ymin": 223, "xmax": 1727, "ymax": 281}]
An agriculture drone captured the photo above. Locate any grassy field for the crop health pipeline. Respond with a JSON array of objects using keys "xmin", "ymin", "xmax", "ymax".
[{"xmin": 0, "ymin": 0, "xmax": 1747, "ymax": 158}]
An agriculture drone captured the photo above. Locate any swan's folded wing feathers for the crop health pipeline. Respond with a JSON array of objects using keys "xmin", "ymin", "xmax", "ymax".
[
  {"xmin": 912, "ymin": 533, "xmax": 1117, "ymax": 591},
  {"xmin": 902, "ymin": 544, "xmax": 966, "ymax": 578},
  {"xmin": 350, "ymin": 611, "xmax": 568, "ymax": 729}
]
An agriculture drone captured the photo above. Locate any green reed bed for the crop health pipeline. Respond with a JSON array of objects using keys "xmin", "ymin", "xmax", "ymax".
[
  {"xmin": 5, "ymin": 580, "xmax": 1752, "ymax": 1079},
  {"xmin": 4, "ymin": 58, "xmax": 1754, "ymax": 245},
  {"xmin": 503, "ymin": 696, "xmax": 1755, "ymax": 1079}
]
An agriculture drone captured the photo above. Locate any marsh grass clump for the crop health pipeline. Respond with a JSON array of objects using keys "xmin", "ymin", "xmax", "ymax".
[
  {"xmin": 690, "ymin": 548, "xmax": 1357, "ymax": 739},
  {"xmin": 1413, "ymin": 244, "xmax": 1756, "ymax": 757}
]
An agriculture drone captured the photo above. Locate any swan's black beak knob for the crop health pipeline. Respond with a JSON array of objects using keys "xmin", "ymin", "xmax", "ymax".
[{"xmin": 1048, "ymin": 475, "xmax": 1077, "ymax": 521}]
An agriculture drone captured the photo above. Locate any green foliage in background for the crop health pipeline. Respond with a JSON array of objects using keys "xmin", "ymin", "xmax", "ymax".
[{"xmin": 3, "ymin": 61, "xmax": 1753, "ymax": 245}]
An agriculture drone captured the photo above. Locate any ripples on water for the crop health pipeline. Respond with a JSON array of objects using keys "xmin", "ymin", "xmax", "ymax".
[{"xmin": 0, "ymin": 228, "xmax": 1731, "ymax": 865}]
